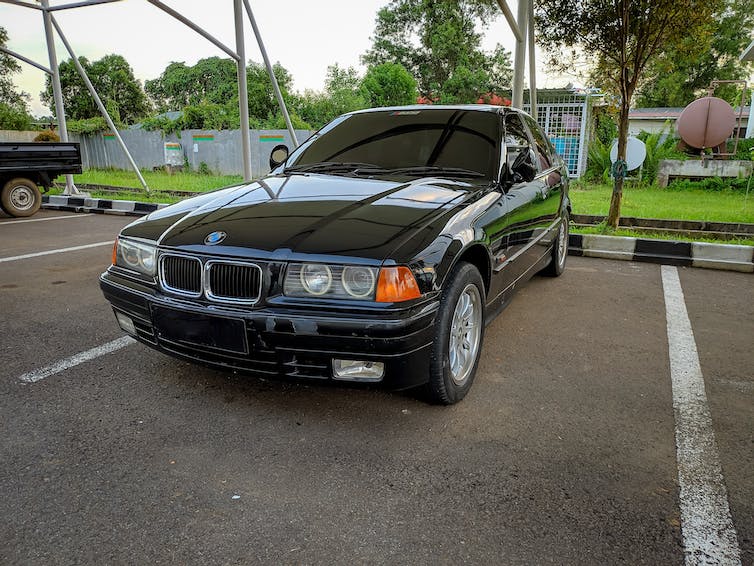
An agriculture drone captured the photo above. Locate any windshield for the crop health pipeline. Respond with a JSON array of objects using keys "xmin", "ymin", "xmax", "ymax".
[{"xmin": 285, "ymin": 108, "xmax": 500, "ymax": 181}]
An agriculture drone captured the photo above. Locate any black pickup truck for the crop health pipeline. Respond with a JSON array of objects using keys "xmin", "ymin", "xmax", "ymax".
[{"xmin": 0, "ymin": 142, "xmax": 82, "ymax": 217}]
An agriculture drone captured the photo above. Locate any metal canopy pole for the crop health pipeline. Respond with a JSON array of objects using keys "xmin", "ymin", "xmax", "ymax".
[
  {"xmin": 234, "ymin": 0, "xmax": 253, "ymax": 181},
  {"xmin": 243, "ymin": 0, "xmax": 298, "ymax": 147},
  {"xmin": 47, "ymin": 0, "xmax": 123, "ymax": 11},
  {"xmin": 0, "ymin": 45, "xmax": 52, "ymax": 74},
  {"xmin": 512, "ymin": 0, "xmax": 529, "ymax": 109},
  {"xmin": 40, "ymin": 0, "xmax": 78, "ymax": 195},
  {"xmin": 0, "ymin": 0, "xmax": 41, "ymax": 10},
  {"xmin": 50, "ymin": 15, "xmax": 149, "ymax": 193},
  {"xmin": 146, "ymin": 0, "xmax": 239, "ymax": 61},
  {"xmin": 527, "ymin": 0, "xmax": 537, "ymax": 118},
  {"xmin": 495, "ymin": 0, "xmax": 522, "ymax": 42}
]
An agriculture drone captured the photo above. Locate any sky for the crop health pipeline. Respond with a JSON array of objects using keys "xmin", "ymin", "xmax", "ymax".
[{"xmin": 0, "ymin": 0, "xmax": 573, "ymax": 117}]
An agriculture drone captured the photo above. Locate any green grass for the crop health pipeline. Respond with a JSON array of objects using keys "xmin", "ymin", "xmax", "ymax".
[
  {"xmin": 66, "ymin": 168, "xmax": 243, "ymax": 192},
  {"xmin": 570, "ymin": 181, "xmax": 754, "ymax": 224},
  {"xmin": 572, "ymin": 225, "xmax": 754, "ymax": 247}
]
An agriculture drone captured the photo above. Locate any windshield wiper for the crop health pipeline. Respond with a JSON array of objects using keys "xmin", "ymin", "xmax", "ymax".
[
  {"xmin": 363, "ymin": 166, "xmax": 485, "ymax": 179},
  {"xmin": 284, "ymin": 161, "xmax": 380, "ymax": 174}
]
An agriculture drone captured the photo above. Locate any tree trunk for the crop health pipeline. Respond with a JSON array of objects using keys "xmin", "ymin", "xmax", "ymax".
[{"xmin": 607, "ymin": 101, "xmax": 631, "ymax": 228}]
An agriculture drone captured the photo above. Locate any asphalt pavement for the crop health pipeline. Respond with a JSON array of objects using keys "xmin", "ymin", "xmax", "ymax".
[{"xmin": 1, "ymin": 210, "xmax": 752, "ymax": 565}]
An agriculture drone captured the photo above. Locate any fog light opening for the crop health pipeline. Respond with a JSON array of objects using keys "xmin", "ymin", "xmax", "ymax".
[
  {"xmin": 115, "ymin": 312, "xmax": 136, "ymax": 336},
  {"xmin": 332, "ymin": 359, "xmax": 384, "ymax": 382}
]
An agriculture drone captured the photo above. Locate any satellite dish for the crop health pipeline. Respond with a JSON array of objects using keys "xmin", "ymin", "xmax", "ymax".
[
  {"xmin": 677, "ymin": 96, "xmax": 735, "ymax": 149},
  {"xmin": 610, "ymin": 136, "xmax": 647, "ymax": 171}
]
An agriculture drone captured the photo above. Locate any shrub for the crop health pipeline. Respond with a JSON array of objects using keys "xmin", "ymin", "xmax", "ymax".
[
  {"xmin": 33, "ymin": 129, "xmax": 60, "ymax": 142},
  {"xmin": 584, "ymin": 137, "xmax": 612, "ymax": 183},
  {"xmin": 636, "ymin": 125, "xmax": 686, "ymax": 184}
]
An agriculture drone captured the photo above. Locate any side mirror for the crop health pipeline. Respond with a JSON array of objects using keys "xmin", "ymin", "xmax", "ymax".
[{"xmin": 269, "ymin": 144, "xmax": 289, "ymax": 169}]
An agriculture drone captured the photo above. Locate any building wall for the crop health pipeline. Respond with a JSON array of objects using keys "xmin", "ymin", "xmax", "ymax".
[
  {"xmin": 71, "ymin": 129, "xmax": 311, "ymax": 178},
  {"xmin": 0, "ymin": 130, "xmax": 40, "ymax": 142}
]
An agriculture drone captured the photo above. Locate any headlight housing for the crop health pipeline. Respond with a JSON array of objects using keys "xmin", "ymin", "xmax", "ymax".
[
  {"xmin": 284, "ymin": 263, "xmax": 379, "ymax": 300},
  {"xmin": 113, "ymin": 237, "xmax": 157, "ymax": 277},
  {"xmin": 284, "ymin": 263, "xmax": 421, "ymax": 302}
]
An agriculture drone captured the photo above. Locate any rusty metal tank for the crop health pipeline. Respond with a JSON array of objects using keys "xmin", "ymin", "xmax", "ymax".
[{"xmin": 676, "ymin": 96, "xmax": 736, "ymax": 150}]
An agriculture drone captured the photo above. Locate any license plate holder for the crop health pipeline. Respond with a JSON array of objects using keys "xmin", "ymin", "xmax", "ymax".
[{"xmin": 152, "ymin": 306, "xmax": 248, "ymax": 354}]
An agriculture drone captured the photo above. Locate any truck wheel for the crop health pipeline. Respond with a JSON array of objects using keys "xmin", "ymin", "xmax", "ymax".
[{"xmin": 1, "ymin": 178, "xmax": 42, "ymax": 217}]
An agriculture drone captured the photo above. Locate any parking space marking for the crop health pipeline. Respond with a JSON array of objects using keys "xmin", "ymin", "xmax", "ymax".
[
  {"xmin": 18, "ymin": 336, "xmax": 135, "ymax": 384},
  {"xmin": 661, "ymin": 266, "xmax": 742, "ymax": 565},
  {"xmin": 0, "ymin": 215, "xmax": 90, "ymax": 226},
  {"xmin": 0, "ymin": 241, "xmax": 113, "ymax": 263}
]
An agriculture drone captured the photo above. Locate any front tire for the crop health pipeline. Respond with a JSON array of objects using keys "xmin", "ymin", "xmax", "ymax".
[
  {"xmin": 428, "ymin": 262, "xmax": 486, "ymax": 405},
  {"xmin": 1, "ymin": 178, "xmax": 42, "ymax": 217}
]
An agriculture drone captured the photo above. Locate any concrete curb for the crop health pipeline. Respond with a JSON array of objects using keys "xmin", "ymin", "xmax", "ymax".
[
  {"xmin": 42, "ymin": 195, "xmax": 753, "ymax": 273},
  {"xmin": 42, "ymin": 195, "xmax": 168, "ymax": 216},
  {"xmin": 569, "ymin": 234, "xmax": 754, "ymax": 273}
]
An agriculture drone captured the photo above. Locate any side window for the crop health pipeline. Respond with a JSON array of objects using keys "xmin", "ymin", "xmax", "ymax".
[
  {"xmin": 504, "ymin": 113, "xmax": 537, "ymax": 183},
  {"xmin": 522, "ymin": 114, "xmax": 555, "ymax": 171},
  {"xmin": 504, "ymin": 113, "xmax": 531, "ymax": 171}
]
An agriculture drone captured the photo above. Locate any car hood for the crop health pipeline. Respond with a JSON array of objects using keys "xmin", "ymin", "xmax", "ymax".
[{"xmin": 121, "ymin": 173, "xmax": 483, "ymax": 262}]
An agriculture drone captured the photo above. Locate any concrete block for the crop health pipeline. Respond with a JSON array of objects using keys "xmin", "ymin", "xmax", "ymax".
[{"xmin": 692, "ymin": 242, "xmax": 754, "ymax": 273}]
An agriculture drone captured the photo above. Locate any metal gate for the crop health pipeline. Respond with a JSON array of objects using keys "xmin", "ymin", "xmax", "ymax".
[{"xmin": 523, "ymin": 93, "xmax": 591, "ymax": 178}]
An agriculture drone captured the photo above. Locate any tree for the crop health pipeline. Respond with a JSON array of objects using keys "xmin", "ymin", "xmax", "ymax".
[
  {"xmin": 145, "ymin": 57, "xmax": 298, "ymax": 125},
  {"xmin": 145, "ymin": 57, "xmax": 238, "ymax": 111},
  {"xmin": 42, "ymin": 54, "xmax": 150, "ymax": 124},
  {"xmin": 292, "ymin": 64, "xmax": 368, "ymax": 128},
  {"xmin": 363, "ymin": 0, "xmax": 512, "ymax": 102},
  {"xmin": 361, "ymin": 62, "xmax": 417, "ymax": 107},
  {"xmin": 636, "ymin": 0, "xmax": 754, "ymax": 107},
  {"xmin": 535, "ymin": 1, "xmax": 721, "ymax": 228},
  {"xmin": 0, "ymin": 26, "xmax": 33, "ymax": 130}
]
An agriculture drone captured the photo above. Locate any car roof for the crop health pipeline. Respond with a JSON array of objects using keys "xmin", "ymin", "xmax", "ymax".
[{"xmin": 347, "ymin": 104, "xmax": 515, "ymax": 116}]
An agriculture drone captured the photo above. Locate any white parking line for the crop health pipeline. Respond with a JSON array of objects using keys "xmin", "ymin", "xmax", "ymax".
[
  {"xmin": 0, "ymin": 241, "xmax": 113, "ymax": 263},
  {"xmin": 661, "ymin": 265, "xmax": 742, "ymax": 565},
  {"xmin": 18, "ymin": 336, "xmax": 135, "ymax": 383},
  {"xmin": 0, "ymin": 214, "xmax": 90, "ymax": 226}
]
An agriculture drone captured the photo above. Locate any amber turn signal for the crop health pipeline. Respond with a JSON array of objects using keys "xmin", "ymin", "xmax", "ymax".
[
  {"xmin": 111, "ymin": 238, "xmax": 118, "ymax": 265},
  {"xmin": 375, "ymin": 266, "xmax": 421, "ymax": 302}
]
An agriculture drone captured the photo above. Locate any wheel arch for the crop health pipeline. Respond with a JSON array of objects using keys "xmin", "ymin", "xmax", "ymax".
[{"xmin": 444, "ymin": 243, "xmax": 491, "ymax": 296}]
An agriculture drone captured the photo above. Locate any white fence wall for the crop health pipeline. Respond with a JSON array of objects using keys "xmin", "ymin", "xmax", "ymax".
[{"xmin": 523, "ymin": 94, "xmax": 592, "ymax": 178}]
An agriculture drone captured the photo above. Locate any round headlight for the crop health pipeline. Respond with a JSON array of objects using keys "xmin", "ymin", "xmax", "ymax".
[
  {"xmin": 342, "ymin": 266, "xmax": 376, "ymax": 298},
  {"xmin": 122, "ymin": 245, "xmax": 140, "ymax": 268},
  {"xmin": 140, "ymin": 250, "xmax": 155, "ymax": 272},
  {"xmin": 300, "ymin": 264, "xmax": 332, "ymax": 295}
]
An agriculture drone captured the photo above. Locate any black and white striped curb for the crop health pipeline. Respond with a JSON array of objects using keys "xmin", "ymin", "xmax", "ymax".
[
  {"xmin": 42, "ymin": 195, "xmax": 167, "ymax": 216},
  {"xmin": 42, "ymin": 195, "xmax": 753, "ymax": 273},
  {"xmin": 569, "ymin": 234, "xmax": 754, "ymax": 273}
]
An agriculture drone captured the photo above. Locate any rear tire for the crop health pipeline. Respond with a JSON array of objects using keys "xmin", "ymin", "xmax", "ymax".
[
  {"xmin": 428, "ymin": 262, "xmax": 486, "ymax": 405},
  {"xmin": 541, "ymin": 212, "xmax": 569, "ymax": 277},
  {"xmin": 1, "ymin": 178, "xmax": 42, "ymax": 217}
]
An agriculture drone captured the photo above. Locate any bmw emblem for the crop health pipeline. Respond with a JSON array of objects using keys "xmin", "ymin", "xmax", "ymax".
[{"xmin": 204, "ymin": 231, "xmax": 227, "ymax": 245}]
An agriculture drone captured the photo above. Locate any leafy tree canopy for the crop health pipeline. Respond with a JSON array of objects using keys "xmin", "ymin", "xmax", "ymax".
[
  {"xmin": 145, "ymin": 57, "xmax": 296, "ymax": 121},
  {"xmin": 292, "ymin": 64, "xmax": 368, "ymax": 129},
  {"xmin": 42, "ymin": 53, "xmax": 150, "ymax": 124},
  {"xmin": 534, "ymin": 0, "xmax": 721, "ymax": 227},
  {"xmin": 362, "ymin": 0, "xmax": 512, "ymax": 102},
  {"xmin": 360, "ymin": 62, "xmax": 418, "ymax": 107},
  {"xmin": 0, "ymin": 26, "xmax": 33, "ymax": 130},
  {"xmin": 636, "ymin": 0, "xmax": 754, "ymax": 107}
]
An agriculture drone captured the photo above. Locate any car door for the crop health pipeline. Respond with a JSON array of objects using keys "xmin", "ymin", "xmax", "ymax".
[
  {"xmin": 519, "ymin": 113, "xmax": 564, "ymax": 261},
  {"xmin": 490, "ymin": 111, "xmax": 543, "ymax": 289}
]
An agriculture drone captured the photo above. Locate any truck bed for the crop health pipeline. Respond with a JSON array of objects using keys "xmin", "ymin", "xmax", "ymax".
[{"xmin": 0, "ymin": 142, "xmax": 82, "ymax": 175}]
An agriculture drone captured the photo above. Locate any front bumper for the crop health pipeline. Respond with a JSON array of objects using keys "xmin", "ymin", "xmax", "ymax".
[{"xmin": 99, "ymin": 271, "xmax": 438, "ymax": 390}]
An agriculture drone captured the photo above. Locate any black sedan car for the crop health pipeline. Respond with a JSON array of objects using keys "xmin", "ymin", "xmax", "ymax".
[{"xmin": 100, "ymin": 105, "xmax": 570, "ymax": 404}]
